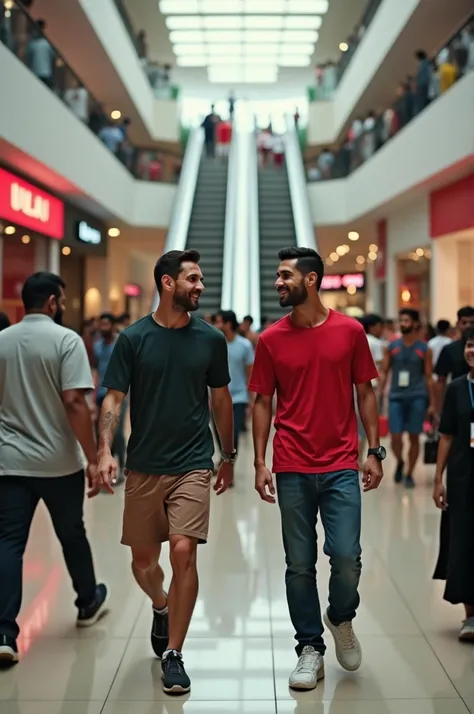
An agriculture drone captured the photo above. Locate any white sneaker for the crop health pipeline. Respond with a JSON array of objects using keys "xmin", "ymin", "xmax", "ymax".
[
  {"xmin": 289, "ymin": 645, "xmax": 325, "ymax": 690},
  {"xmin": 459, "ymin": 617, "xmax": 474, "ymax": 642},
  {"xmin": 323, "ymin": 610, "xmax": 362, "ymax": 671}
]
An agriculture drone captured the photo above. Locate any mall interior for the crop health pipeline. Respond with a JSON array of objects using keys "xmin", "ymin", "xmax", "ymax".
[{"xmin": 0, "ymin": 0, "xmax": 474, "ymax": 711}]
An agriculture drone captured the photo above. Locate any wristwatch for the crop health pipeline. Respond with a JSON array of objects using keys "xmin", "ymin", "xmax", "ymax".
[
  {"xmin": 222, "ymin": 449, "xmax": 237, "ymax": 464},
  {"xmin": 367, "ymin": 446, "xmax": 387, "ymax": 461}
]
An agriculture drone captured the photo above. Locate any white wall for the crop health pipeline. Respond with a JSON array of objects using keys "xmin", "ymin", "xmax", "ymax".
[
  {"xmin": 78, "ymin": 0, "xmax": 179, "ymax": 142},
  {"xmin": 0, "ymin": 44, "xmax": 176, "ymax": 226},
  {"xmin": 307, "ymin": 102, "xmax": 335, "ymax": 146},
  {"xmin": 385, "ymin": 195, "xmax": 430, "ymax": 317},
  {"xmin": 307, "ymin": 72, "xmax": 474, "ymax": 225}
]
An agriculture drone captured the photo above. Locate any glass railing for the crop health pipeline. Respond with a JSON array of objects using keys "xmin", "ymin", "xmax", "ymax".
[
  {"xmin": 308, "ymin": 0, "xmax": 383, "ymax": 101},
  {"xmin": 306, "ymin": 15, "xmax": 474, "ymax": 182},
  {"xmin": 0, "ymin": 0, "xmax": 183, "ymax": 183},
  {"xmin": 111, "ymin": 0, "xmax": 179, "ymax": 100}
]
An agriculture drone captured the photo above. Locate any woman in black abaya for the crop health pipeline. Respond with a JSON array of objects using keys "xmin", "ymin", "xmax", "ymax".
[{"xmin": 433, "ymin": 328, "xmax": 474, "ymax": 641}]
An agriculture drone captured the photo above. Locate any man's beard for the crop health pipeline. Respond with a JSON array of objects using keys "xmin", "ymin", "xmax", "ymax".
[
  {"xmin": 100, "ymin": 330, "xmax": 112, "ymax": 339},
  {"xmin": 173, "ymin": 290, "xmax": 199, "ymax": 312},
  {"xmin": 53, "ymin": 308, "xmax": 63, "ymax": 325},
  {"xmin": 400, "ymin": 326, "xmax": 413, "ymax": 335},
  {"xmin": 278, "ymin": 282, "xmax": 308, "ymax": 307}
]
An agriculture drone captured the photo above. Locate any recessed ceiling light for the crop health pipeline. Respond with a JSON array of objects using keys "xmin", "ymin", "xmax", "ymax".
[
  {"xmin": 108, "ymin": 227, "xmax": 120, "ymax": 237},
  {"xmin": 369, "ymin": 244, "xmax": 378, "ymax": 252},
  {"xmin": 416, "ymin": 247, "xmax": 424, "ymax": 256},
  {"xmin": 356, "ymin": 255, "xmax": 365, "ymax": 265},
  {"xmin": 21, "ymin": 234, "xmax": 30, "ymax": 244},
  {"xmin": 339, "ymin": 42, "xmax": 349, "ymax": 52},
  {"xmin": 347, "ymin": 285, "xmax": 357, "ymax": 295},
  {"xmin": 368, "ymin": 251, "xmax": 377, "ymax": 261},
  {"xmin": 326, "ymin": 258, "xmax": 334, "ymax": 266},
  {"xmin": 329, "ymin": 252, "xmax": 339, "ymax": 262},
  {"xmin": 110, "ymin": 110, "xmax": 122, "ymax": 119},
  {"xmin": 348, "ymin": 231, "xmax": 359, "ymax": 241},
  {"xmin": 4, "ymin": 225, "xmax": 15, "ymax": 235},
  {"xmin": 61, "ymin": 246, "xmax": 71, "ymax": 256}
]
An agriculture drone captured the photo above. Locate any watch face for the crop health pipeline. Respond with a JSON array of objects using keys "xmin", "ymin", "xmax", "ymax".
[{"xmin": 378, "ymin": 446, "xmax": 387, "ymax": 460}]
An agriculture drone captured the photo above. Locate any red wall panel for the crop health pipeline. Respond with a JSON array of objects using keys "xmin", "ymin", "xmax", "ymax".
[{"xmin": 430, "ymin": 174, "xmax": 474, "ymax": 238}]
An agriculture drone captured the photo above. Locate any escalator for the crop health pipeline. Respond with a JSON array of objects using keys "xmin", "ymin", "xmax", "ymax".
[
  {"xmin": 186, "ymin": 156, "xmax": 228, "ymax": 316},
  {"xmin": 258, "ymin": 164, "xmax": 297, "ymax": 323}
]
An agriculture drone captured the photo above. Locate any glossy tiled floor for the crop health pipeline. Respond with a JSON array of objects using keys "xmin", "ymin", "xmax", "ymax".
[{"xmin": 1, "ymin": 434, "xmax": 473, "ymax": 714}]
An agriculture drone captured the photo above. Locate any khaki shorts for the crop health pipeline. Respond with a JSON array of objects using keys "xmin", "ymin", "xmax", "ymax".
[{"xmin": 121, "ymin": 469, "xmax": 212, "ymax": 546}]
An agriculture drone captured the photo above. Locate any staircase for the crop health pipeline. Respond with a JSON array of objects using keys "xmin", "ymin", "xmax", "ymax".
[
  {"xmin": 258, "ymin": 164, "xmax": 297, "ymax": 323},
  {"xmin": 186, "ymin": 156, "xmax": 228, "ymax": 316}
]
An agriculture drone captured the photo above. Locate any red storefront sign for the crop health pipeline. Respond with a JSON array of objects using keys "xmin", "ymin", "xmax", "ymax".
[
  {"xmin": 321, "ymin": 273, "xmax": 365, "ymax": 290},
  {"xmin": 375, "ymin": 219, "xmax": 387, "ymax": 280},
  {"xmin": 0, "ymin": 167, "xmax": 64, "ymax": 239}
]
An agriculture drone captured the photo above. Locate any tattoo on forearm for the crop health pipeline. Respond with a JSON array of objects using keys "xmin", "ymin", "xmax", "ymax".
[{"xmin": 99, "ymin": 410, "xmax": 120, "ymax": 450}]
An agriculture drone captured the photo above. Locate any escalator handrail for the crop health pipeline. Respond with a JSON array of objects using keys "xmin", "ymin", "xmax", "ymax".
[
  {"xmin": 284, "ymin": 116, "xmax": 319, "ymax": 253},
  {"xmin": 232, "ymin": 129, "xmax": 252, "ymax": 320},
  {"xmin": 221, "ymin": 135, "xmax": 237, "ymax": 310},
  {"xmin": 152, "ymin": 127, "xmax": 204, "ymax": 309},
  {"xmin": 248, "ymin": 130, "xmax": 261, "ymax": 330}
]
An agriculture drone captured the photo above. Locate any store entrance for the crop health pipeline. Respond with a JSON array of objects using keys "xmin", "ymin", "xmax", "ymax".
[{"xmin": 60, "ymin": 252, "xmax": 85, "ymax": 332}]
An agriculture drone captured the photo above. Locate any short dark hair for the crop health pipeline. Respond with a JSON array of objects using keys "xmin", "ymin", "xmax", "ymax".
[
  {"xmin": 0, "ymin": 312, "xmax": 11, "ymax": 331},
  {"xmin": 36, "ymin": 18, "xmax": 46, "ymax": 30},
  {"xmin": 457, "ymin": 305, "xmax": 474, "ymax": 321},
  {"xmin": 399, "ymin": 308, "xmax": 420, "ymax": 322},
  {"xmin": 415, "ymin": 50, "xmax": 427, "ymax": 61},
  {"xmin": 436, "ymin": 319, "xmax": 451, "ymax": 334},
  {"xmin": 118, "ymin": 312, "xmax": 130, "ymax": 321},
  {"xmin": 243, "ymin": 314, "xmax": 254, "ymax": 325},
  {"xmin": 218, "ymin": 310, "xmax": 239, "ymax": 332},
  {"xmin": 277, "ymin": 246, "xmax": 324, "ymax": 291},
  {"xmin": 363, "ymin": 313, "xmax": 383, "ymax": 333},
  {"xmin": 99, "ymin": 312, "xmax": 116, "ymax": 323},
  {"xmin": 464, "ymin": 327, "xmax": 474, "ymax": 342},
  {"xmin": 21, "ymin": 272, "xmax": 65, "ymax": 311},
  {"xmin": 154, "ymin": 249, "xmax": 200, "ymax": 294}
]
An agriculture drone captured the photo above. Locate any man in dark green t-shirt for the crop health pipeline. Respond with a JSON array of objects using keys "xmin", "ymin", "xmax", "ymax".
[{"xmin": 97, "ymin": 249, "xmax": 235, "ymax": 695}]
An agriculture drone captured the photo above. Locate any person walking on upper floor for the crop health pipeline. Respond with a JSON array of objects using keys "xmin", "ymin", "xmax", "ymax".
[
  {"xmin": 249, "ymin": 247, "xmax": 384, "ymax": 691},
  {"xmin": 433, "ymin": 327, "xmax": 474, "ymax": 642},
  {"xmin": 378, "ymin": 308, "xmax": 435, "ymax": 488},
  {"xmin": 26, "ymin": 18, "xmax": 54, "ymax": 88},
  {"xmin": 414, "ymin": 50, "xmax": 431, "ymax": 115},
  {"xmin": 0, "ymin": 273, "xmax": 108, "ymax": 666}
]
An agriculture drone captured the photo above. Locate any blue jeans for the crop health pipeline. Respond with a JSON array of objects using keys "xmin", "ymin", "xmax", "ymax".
[{"xmin": 276, "ymin": 470, "xmax": 362, "ymax": 655}]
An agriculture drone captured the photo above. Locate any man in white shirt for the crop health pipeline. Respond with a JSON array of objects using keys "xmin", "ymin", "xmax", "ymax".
[
  {"xmin": 0, "ymin": 273, "xmax": 108, "ymax": 666},
  {"xmin": 428, "ymin": 319, "xmax": 452, "ymax": 379}
]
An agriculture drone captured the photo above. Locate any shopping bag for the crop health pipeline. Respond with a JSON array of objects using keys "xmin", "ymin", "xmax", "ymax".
[
  {"xmin": 379, "ymin": 415, "xmax": 389, "ymax": 438},
  {"xmin": 423, "ymin": 431, "xmax": 439, "ymax": 464}
]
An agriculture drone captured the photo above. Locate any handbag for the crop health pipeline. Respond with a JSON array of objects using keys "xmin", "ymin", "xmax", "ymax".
[{"xmin": 423, "ymin": 430, "xmax": 439, "ymax": 464}]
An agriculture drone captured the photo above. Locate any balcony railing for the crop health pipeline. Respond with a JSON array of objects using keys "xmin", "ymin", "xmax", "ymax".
[
  {"xmin": 306, "ymin": 15, "xmax": 474, "ymax": 182},
  {"xmin": 0, "ymin": 0, "xmax": 182, "ymax": 183}
]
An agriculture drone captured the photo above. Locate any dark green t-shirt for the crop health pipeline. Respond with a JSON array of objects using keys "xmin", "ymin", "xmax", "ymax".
[{"xmin": 102, "ymin": 314, "xmax": 230, "ymax": 475}]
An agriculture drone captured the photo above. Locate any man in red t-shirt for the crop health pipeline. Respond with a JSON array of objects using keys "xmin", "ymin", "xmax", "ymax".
[{"xmin": 249, "ymin": 246, "xmax": 384, "ymax": 690}]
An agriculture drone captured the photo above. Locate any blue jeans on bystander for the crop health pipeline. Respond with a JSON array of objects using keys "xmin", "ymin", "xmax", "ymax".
[{"xmin": 276, "ymin": 469, "xmax": 362, "ymax": 655}]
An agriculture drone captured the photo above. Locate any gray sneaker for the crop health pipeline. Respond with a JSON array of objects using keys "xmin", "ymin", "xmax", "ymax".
[
  {"xmin": 289, "ymin": 646, "xmax": 325, "ymax": 690},
  {"xmin": 459, "ymin": 617, "xmax": 474, "ymax": 642},
  {"xmin": 324, "ymin": 610, "xmax": 362, "ymax": 671}
]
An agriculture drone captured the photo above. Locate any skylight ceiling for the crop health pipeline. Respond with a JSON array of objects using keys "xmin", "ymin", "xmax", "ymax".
[{"xmin": 159, "ymin": 0, "xmax": 328, "ymax": 83}]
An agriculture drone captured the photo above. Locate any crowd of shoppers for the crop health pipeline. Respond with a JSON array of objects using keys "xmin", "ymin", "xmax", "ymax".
[
  {"xmin": 0, "ymin": 1, "xmax": 181, "ymax": 182},
  {"xmin": 308, "ymin": 21, "xmax": 474, "ymax": 181}
]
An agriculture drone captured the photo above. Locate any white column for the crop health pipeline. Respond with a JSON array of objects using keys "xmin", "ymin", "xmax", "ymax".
[
  {"xmin": 34, "ymin": 237, "xmax": 48, "ymax": 271},
  {"xmin": 365, "ymin": 261, "xmax": 375, "ymax": 313},
  {"xmin": 49, "ymin": 239, "xmax": 60, "ymax": 274},
  {"xmin": 386, "ymin": 253, "xmax": 398, "ymax": 318},
  {"xmin": 430, "ymin": 238, "xmax": 458, "ymax": 323}
]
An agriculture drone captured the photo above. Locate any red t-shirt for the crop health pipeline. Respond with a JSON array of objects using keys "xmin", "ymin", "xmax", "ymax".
[{"xmin": 248, "ymin": 310, "xmax": 378, "ymax": 474}]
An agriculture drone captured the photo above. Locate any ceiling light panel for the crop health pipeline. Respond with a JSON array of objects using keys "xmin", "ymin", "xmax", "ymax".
[
  {"xmin": 166, "ymin": 16, "xmax": 202, "ymax": 29},
  {"xmin": 244, "ymin": 0, "xmax": 286, "ymax": 11},
  {"xmin": 287, "ymin": 0, "xmax": 328, "ymax": 12},
  {"xmin": 244, "ymin": 15, "xmax": 283, "ymax": 28},
  {"xmin": 200, "ymin": 0, "xmax": 242, "ymax": 11},
  {"xmin": 160, "ymin": 0, "xmax": 199, "ymax": 13},
  {"xmin": 173, "ymin": 43, "xmax": 208, "ymax": 55},
  {"xmin": 208, "ymin": 66, "xmax": 278, "ymax": 83},
  {"xmin": 202, "ymin": 15, "xmax": 242, "ymax": 28},
  {"xmin": 279, "ymin": 55, "xmax": 311, "ymax": 66},
  {"xmin": 284, "ymin": 15, "xmax": 322, "ymax": 28},
  {"xmin": 176, "ymin": 55, "xmax": 208, "ymax": 66},
  {"xmin": 169, "ymin": 30, "xmax": 204, "ymax": 43},
  {"xmin": 279, "ymin": 43, "xmax": 314, "ymax": 54},
  {"xmin": 281, "ymin": 30, "xmax": 319, "ymax": 42}
]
